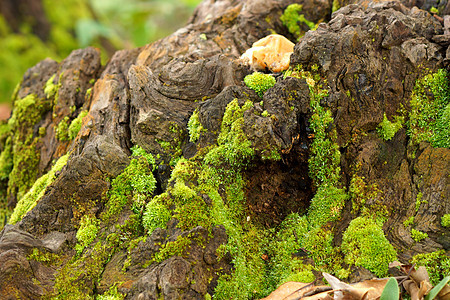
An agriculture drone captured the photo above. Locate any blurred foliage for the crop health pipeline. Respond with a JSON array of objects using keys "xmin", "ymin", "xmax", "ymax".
[{"xmin": 0, "ymin": 0, "xmax": 202, "ymax": 104}]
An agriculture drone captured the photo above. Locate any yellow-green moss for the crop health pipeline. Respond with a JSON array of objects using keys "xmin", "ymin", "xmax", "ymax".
[
  {"xmin": 377, "ymin": 113, "xmax": 403, "ymax": 141},
  {"xmin": 7, "ymin": 93, "xmax": 52, "ymax": 202},
  {"xmin": 75, "ymin": 215, "xmax": 99, "ymax": 254},
  {"xmin": 188, "ymin": 109, "xmax": 205, "ymax": 143},
  {"xmin": 56, "ymin": 116, "xmax": 70, "ymax": 141},
  {"xmin": 442, "ymin": 214, "xmax": 450, "ymax": 227},
  {"xmin": 101, "ymin": 146, "xmax": 156, "ymax": 222},
  {"xmin": 9, "ymin": 153, "xmax": 68, "ymax": 224},
  {"xmin": 152, "ymin": 235, "xmax": 191, "ymax": 263},
  {"xmin": 411, "ymin": 250, "xmax": 450, "ymax": 285},
  {"xmin": 410, "ymin": 228, "xmax": 428, "ymax": 242},
  {"xmin": 142, "ymin": 194, "xmax": 171, "ymax": 234},
  {"xmin": 280, "ymin": 4, "xmax": 315, "ymax": 40},
  {"xmin": 341, "ymin": 216, "xmax": 397, "ymax": 277},
  {"xmin": 68, "ymin": 110, "xmax": 88, "ymax": 140},
  {"xmin": 244, "ymin": 72, "xmax": 276, "ymax": 98},
  {"xmin": 408, "ymin": 69, "xmax": 449, "ymax": 148}
]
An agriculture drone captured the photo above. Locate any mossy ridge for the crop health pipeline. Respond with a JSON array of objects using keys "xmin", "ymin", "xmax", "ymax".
[
  {"xmin": 9, "ymin": 153, "xmax": 69, "ymax": 224},
  {"xmin": 408, "ymin": 68, "xmax": 449, "ymax": 148},
  {"xmin": 6, "ymin": 93, "xmax": 52, "ymax": 207},
  {"xmin": 51, "ymin": 146, "xmax": 156, "ymax": 298}
]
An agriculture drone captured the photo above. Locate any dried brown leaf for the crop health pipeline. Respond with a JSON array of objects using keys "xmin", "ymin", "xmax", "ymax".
[
  {"xmin": 438, "ymin": 284, "xmax": 450, "ymax": 300},
  {"xmin": 403, "ymin": 279, "xmax": 421, "ymax": 300}
]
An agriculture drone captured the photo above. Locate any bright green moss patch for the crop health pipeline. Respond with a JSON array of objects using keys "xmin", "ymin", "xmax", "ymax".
[
  {"xmin": 244, "ymin": 72, "xmax": 276, "ymax": 98},
  {"xmin": 102, "ymin": 146, "xmax": 156, "ymax": 222},
  {"xmin": 409, "ymin": 69, "xmax": 450, "ymax": 148},
  {"xmin": 56, "ymin": 116, "xmax": 70, "ymax": 141},
  {"xmin": 308, "ymin": 100, "xmax": 340, "ymax": 188},
  {"xmin": 307, "ymin": 184, "xmax": 347, "ymax": 229},
  {"xmin": 188, "ymin": 109, "xmax": 205, "ymax": 142},
  {"xmin": 377, "ymin": 113, "xmax": 403, "ymax": 141},
  {"xmin": 442, "ymin": 214, "xmax": 450, "ymax": 227},
  {"xmin": 280, "ymin": 4, "xmax": 315, "ymax": 39},
  {"xmin": 9, "ymin": 153, "xmax": 69, "ymax": 224},
  {"xmin": 341, "ymin": 216, "xmax": 397, "ymax": 277},
  {"xmin": 75, "ymin": 215, "xmax": 99, "ymax": 254},
  {"xmin": 411, "ymin": 250, "xmax": 450, "ymax": 285},
  {"xmin": 142, "ymin": 194, "xmax": 171, "ymax": 234},
  {"xmin": 0, "ymin": 135, "xmax": 13, "ymax": 180},
  {"xmin": 410, "ymin": 228, "xmax": 428, "ymax": 242},
  {"xmin": 403, "ymin": 216, "xmax": 414, "ymax": 227},
  {"xmin": 68, "ymin": 110, "xmax": 88, "ymax": 140}
]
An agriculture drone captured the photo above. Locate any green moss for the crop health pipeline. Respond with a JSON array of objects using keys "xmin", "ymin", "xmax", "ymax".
[
  {"xmin": 303, "ymin": 227, "xmax": 341, "ymax": 271},
  {"xmin": 403, "ymin": 216, "xmax": 414, "ymax": 227},
  {"xmin": 308, "ymin": 90, "xmax": 340, "ymax": 187},
  {"xmin": 410, "ymin": 228, "xmax": 428, "ymax": 242},
  {"xmin": 441, "ymin": 214, "xmax": 450, "ymax": 227},
  {"xmin": 244, "ymin": 72, "xmax": 276, "ymax": 98},
  {"xmin": 9, "ymin": 153, "xmax": 68, "ymax": 224},
  {"xmin": 408, "ymin": 69, "xmax": 450, "ymax": 148},
  {"xmin": 280, "ymin": 4, "xmax": 315, "ymax": 39},
  {"xmin": 7, "ymin": 93, "xmax": 51, "ymax": 201},
  {"xmin": 102, "ymin": 146, "xmax": 156, "ymax": 222},
  {"xmin": 56, "ymin": 116, "xmax": 70, "ymax": 141},
  {"xmin": 415, "ymin": 192, "xmax": 426, "ymax": 212},
  {"xmin": 377, "ymin": 113, "xmax": 403, "ymax": 141},
  {"xmin": 44, "ymin": 74, "xmax": 59, "ymax": 99},
  {"xmin": 341, "ymin": 216, "xmax": 397, "ymax": 277},
  {"xmin": 142, "ymin": 194, "xmax": 171, "ymax": 234},
  {"xmin": 332, "ymin": 0, "xmax": 341, "ymax": 12},
  {"xmin": 0, "ymin": 135, "xmax": 13, "ymax": 180},
  {"xmin": 75, "ymin": 215, "xmax": 99, "ymax": 254},
  {"xmin": 68, "ymin": 110, "xmax": 88, "ymax": 140},
  {"xmin": 411, "ymin": 250, "xmax": 450, "ymax": 285},
  {"xmin": 96, "ymin": 284, "xmax": 125, "ymax": 300},
  {"xmin": 152, "ymin": 235, "xmax": 191, "ymax": 263},
  {"xmin": 188, "ymin": 109, "xmax": 205, "ymax": 143},
  {"xmin": 28, "ymin": 248, "xmax": 60, "ymax": 264},
  {"xmin": 307, "ymin": 184, "xmax": 347, "ymax": 229}
]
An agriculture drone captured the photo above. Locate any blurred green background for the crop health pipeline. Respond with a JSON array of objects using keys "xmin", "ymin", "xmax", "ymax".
[{"xmin": 0, "ymin": 0, "xmax": 203, "ymax": 105}]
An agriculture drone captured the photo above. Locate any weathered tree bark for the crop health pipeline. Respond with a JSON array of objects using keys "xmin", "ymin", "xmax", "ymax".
[{"xmin": 0, "ymin": 0, "xmax": 448, "ymax": 299}]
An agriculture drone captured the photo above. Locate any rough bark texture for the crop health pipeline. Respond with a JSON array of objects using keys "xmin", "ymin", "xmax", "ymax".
[{"xmin": 0, "ymin": 0, "xmax": 449, "ymax": 299}]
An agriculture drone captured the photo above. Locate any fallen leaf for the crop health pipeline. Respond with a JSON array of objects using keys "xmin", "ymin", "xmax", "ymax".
[{"xmin": 240, "ymin": 34, "xmax": 294, "ymax": 72}]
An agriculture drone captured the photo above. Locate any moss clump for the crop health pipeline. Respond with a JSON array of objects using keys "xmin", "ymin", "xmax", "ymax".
[
  {"xmin": 341, "ymin": 216, "xmax": 397, "ymax": 277},
  {"xmin": 102, "ymin": 146, "xmax": 156, "ymax": 222},
  {"xmin": 409, "ymin": 69, "xmax": 449, "ymax": 148},
  {"xmin": 244, "ymin": 72, "xmax": 276, "ymax": 98},
  {"xmin": 307, "ymin": 184, "xmax": 347, "ymax": 229},
  {"xmin": 410, "ymin": 228, "xmax": 428, "ymax": 242},
  {"xmin": 142, "ymin": 194, "xmax": 171, "ymax": 234},
  {"xmin": 75, "ymin": 215, "xmax": 99, "ymax": 254},
  {"xmin": 56, "ymin": 116, "xmax": 70, "ymax": 141},
  {"xmin": 68, "ymin": 110, "xmax": 88, "ymax": 140},
  {"xmin": 411, "ymin": 250, "xmax": 450, "ymax": 285},
  {"xmin": 280, "ymin": 4, "xmax": 315, "ymax": 39},
  {"xmin": 377, "ymin": 113, "xmax": 403, "ymax": 141},
  {"xmin": 187, "ymin": 109, "xmax": 205, "ymax": 143},
  {"xmin": 403, "ymin": 216, "xmax": 414, "ymax": 227},
  {"xmin": 9, "ymin": 153, "xmax": 68, "ymax": 224},
  {"xmin": 441, "ymin": 214, "xmax": 450, "ymax": 227}
]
